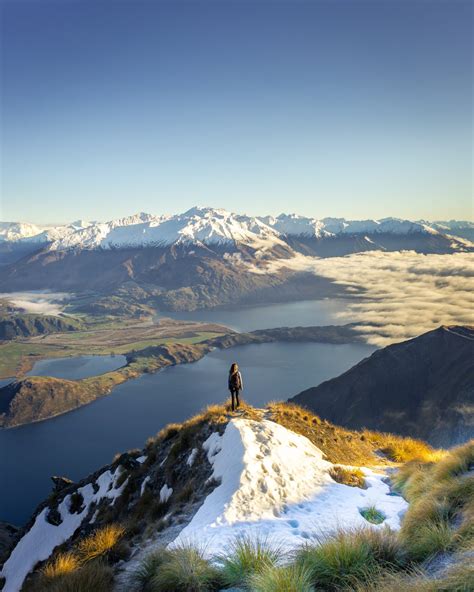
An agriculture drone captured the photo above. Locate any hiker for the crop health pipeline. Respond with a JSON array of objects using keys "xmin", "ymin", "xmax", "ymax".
[{"xmin": 228, "ymin": 362, "xmax": 243, "ymax": 411}]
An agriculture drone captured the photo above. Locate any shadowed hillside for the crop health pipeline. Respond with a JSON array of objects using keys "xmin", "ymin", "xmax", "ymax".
[{"xmin": 291, "ymin": 326, "xmax": 474, "ymax": 447}]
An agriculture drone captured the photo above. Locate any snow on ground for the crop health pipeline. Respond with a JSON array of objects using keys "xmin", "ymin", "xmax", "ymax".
[
  {"xmin": 159, "ymin": 484, "xmax": 173, "ymax": 503},
  {"xmin": 1, "ymin": 467, "xmax": 127, "ymax": 592},
  {"xmin": 187, "ymin": 448, "xmax": 198, "ymax": 466},
  {"xmin": 0, "ymin": 291, "xmax": 72, "ymax": 316},
  {"xmin": 171, "ymin": 418, "xmax": 407, "ymax": 555}
]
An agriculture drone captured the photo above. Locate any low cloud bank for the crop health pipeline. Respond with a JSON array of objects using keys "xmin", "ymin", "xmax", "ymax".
[
  {"xmin": 0, "ymin": 291, "xmax": 71, "ymax": 316},
  {"xmin": 250, "ymin": 251, "xmax": 474, "ymax": 346}
]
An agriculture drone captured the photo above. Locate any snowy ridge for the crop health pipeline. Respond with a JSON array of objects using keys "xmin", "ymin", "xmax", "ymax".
[
  {"xmin": 1, "ymin": 416, "xmax": 409, "ymax": 590},
  {"xmin": 2, "ymin": 206, "xmax": 470, "ymax": 251},
  {"xmin": 0, "ymin": 466, "xmax": 128, "ymax": 592},
  {"xmin": 171, "ymin": 418, "xmax": 407, "ymax": 555}
]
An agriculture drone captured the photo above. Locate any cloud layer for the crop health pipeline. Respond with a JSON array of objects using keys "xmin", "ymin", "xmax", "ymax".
[{"xmin": 250, "ymin": 251, "xmax": 474, "ymax": 346}]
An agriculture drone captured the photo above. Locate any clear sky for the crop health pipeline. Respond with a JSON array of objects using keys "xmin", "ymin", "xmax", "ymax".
[{"xmin": 1, "ymin": 0, "xmax": 472, "ymax": 224}]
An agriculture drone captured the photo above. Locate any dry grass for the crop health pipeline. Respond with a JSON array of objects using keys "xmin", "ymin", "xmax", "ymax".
[
  {"xmin": 396, "ymin": 441, "xmax": 474, "ymax": 561},
  {"xmin": 368, "ymin": 432, "xmax": 446, "ymax": 464},
  {"xmin": 29, "ymin": 561, "xmax": 114, "ymax": 592},
  {"xmin": 267, "ymin": 402, "xmax": 378, "ymax": 465},
  {"xmin": 77, "ymin": 524, "xmax": 125, "ymax": 563},
  {"xmin": 42, "ymin": 552, "xmax": 80, "ymax": 578},
  {"xmin": 249, "ymin": 563, "xmax": 315, "ymax": 592},
  {"xmin": 267, "ymin": 402, "xmax": 443, "ymax": 467},
  {"xmin": 329, "ymin": 465, "xmax": 366, "ymax": 488},
  {"xmin": 217, "ymin": 535, "xmax": 283, "ymax": 587}
]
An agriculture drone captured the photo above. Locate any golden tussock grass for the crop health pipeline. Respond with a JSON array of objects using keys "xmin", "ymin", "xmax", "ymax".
[
  {"xmin": 29, "ymin": 561, "xmax": 114, "ymax": 592},
  {"xmin": 397, "ymin": 440, "xmax": 474, "ymax": 561},
  {"xmin": 77, "ymin": 524, "xmax": 125, "ymax": 563},
  {"xmin": 42, "ymin": 552, "xmax": 80, "ymax": 578},
  {"xmin": 364, "ymin": 431, "xmax": 445, "ymax": 464},
  {"xmin": 146, "ymin": 401, "xmax": 262, "ymax": 454},
  {"xmin": 329, "ymin": 465, "xmax": 366, "ymax": 488},
  {"xmin": 267, "ymin": 402, "xmax": 443, "ymax": 466}
]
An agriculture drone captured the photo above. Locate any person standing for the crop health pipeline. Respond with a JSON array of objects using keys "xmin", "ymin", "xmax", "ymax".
[{"xmin": 228, "ymin": 362, "xmax": 243, "ymax": 411}]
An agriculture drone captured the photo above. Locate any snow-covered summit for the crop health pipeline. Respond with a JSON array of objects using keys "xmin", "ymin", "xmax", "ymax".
[
  {"xmin": 2, "ymin": 207, "xmax": 470, "ymax": 251},
  {"xmin": 171, "ymin": 418, "xmax": 407, "ymax": 555},
  {"xmin": 0, "ymin": 222, "xmax": 44, "ymax": 242},
  {"xmin": 45, "ymin": 207, "xmax": 282, "ymax": 250}
]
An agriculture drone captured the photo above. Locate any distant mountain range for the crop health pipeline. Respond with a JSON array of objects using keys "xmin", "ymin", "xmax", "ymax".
[
  {"xmin": 291, "ymin": 325, "xmax": 474, "ymax": 447},
  {"xmin": 0, "ymin": 208, "xmax": 472, "ymax": 311},
  {"xmin": 1, "ymin": 206, "xmax": 473, "ymax": 251}
]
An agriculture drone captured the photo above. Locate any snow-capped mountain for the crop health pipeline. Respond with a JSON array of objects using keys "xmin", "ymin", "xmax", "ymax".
[
  {"xmin": 45, "ymin": 207, "xmax": 283, "ymax": 250},
  {"xmin": 0, "ymin": 222, "xmax": 44, "ymax": 243},
  {"xmin": 2, "ymin": 207, "xmax": 469, "ymax": 251}
]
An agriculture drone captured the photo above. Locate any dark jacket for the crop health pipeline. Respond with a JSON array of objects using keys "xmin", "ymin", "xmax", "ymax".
[{"xmin": 228, "ymin": 370, "xmax": 243, "ymax": 391}]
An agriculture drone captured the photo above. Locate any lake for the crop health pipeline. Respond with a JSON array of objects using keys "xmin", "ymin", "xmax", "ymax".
[
  {"xmin": 0, "ymin": 339, "xmax": 375, "ymax": 525},
  {"xmin": 26, "ymin": 354, "xmax": 127, "ymax": 380},
  {"xmin": 163, "ymin": 298, "xmax": 348, "ymax": 332}
]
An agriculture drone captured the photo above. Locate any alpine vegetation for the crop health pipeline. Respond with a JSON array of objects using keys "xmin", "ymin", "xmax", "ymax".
[{"xmin": 2, "ymin": 402, "xmax": 472, "ymax": 592}]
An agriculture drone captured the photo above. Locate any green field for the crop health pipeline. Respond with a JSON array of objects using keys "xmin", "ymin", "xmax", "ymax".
[{"xmin": 0, "ymin": 323, "xmax": 227, "ymax": 379}]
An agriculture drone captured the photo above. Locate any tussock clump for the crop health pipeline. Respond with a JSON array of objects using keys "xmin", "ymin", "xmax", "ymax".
[
  {"xmin": 249, "ymin": 563, "xmax": 315, "ymax": 592},
  {"xmin": 133, "ymin": 548, "xmax": 171, "ymax": 591},
  {"xmin": 217, "ymin": 535, "xmax": 282, "ymax": 587},
  {"xmin": 397, "ymin": 441, "xmax": 474, "ymax": 561},
  {"xmin": 365, "ymin": 431, "xmax": 444, "ymax": 464},
  {"xmin": 27, "ymin": 561, "xmax": 113, "ymax": 592},
  {"xmin": 42, "ymin": 552, "xmax": 80, "ymax": 578},
  {"xmin": 77, "ymin": 524, "xmax": 126, "ymax": 563},
  {"xmin": 296, "ymin": 531, "xmax": 378, "ymax": 589},
  {"xmin": 329, "ymin": 465, "xmax": 366, "ymax": 488},
  {"xmin": 359, "ymin": 506, "xmax": 386, "ymax": 525},
  {"xmin": 295, "ymin": 528, "xmax": 406, "ymax": 589},
  {"xmin": 403, "ymin": 520, "xmax": 454, "ymax": 561},
  {"xmin": 136, "ymin": 544, "xmax": 221, "ymax": 592}
]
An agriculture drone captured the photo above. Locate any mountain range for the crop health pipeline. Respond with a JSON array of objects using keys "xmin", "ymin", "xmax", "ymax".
[
  {"xmin": 1, "ymin": 207, "xmax": 473, "ymax": 251},
  {"xmin": 0, "ymin": 207, "xmax": 472, "ymax": 312},
  {"xmin": 291, "ymin": 325, "xmax": 474, "ymax": 447}
]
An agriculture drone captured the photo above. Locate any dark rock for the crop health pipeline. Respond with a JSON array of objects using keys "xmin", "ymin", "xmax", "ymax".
[
  {"xmin": 51, "ymin": 476, "xmax": 74, "ymax": 493},
  {"xmin": 115, "ymin": 453, "xmax": 140, "ymax": 471},
  {"xmin": 46, "ymin": 507, "xmax": 62, "ymax": 526}
]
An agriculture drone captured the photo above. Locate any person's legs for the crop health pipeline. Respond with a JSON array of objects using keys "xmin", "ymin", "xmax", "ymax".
[
  {"xmin": 231, "ymin": 390, "xmax": 236, "ymax": 411},
  {"xmin": 236, "ymin": 390, "xmax": 240, "ymax": 408}
]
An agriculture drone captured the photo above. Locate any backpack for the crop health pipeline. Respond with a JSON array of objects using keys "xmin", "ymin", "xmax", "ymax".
[{"xmin": 229, "ymin": 371, "xmax": 242, "ymax": 390}]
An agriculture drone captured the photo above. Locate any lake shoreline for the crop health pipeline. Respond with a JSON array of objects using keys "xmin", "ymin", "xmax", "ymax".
[{"xmin": 0, "ymin": 324, "xmax": 365, "ymax": 430}]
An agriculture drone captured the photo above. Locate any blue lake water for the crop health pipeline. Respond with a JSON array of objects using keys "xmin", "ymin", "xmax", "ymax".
[
  {"xmin": 26, "ymin": 354, "xmax": 127, "ymax": 380},
  {"xmin": 163, "ymin": 298, "xmax": 348, "ymax": 332},
  {"xmin": 0, "ymin": 341, "xmax": 375, "ymax": 525}
]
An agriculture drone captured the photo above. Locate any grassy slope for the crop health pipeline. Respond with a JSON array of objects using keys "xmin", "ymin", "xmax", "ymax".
[{"xmin": 20, "ymin": 402, "xmax": 472, "ymax": 592}]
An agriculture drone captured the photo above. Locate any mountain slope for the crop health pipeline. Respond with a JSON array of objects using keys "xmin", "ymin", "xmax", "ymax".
[
  {"xmin": 291, "ymin": 326, "xmax": 474, "ymax": 447},
  {"xmin": 1, "ymin": 402, "xmax": 426, "ymax": 591}
]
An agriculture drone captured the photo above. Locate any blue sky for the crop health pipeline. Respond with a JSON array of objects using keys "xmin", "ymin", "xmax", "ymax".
[{"xmin": 1, "ymin": 0, "xmax": 472, "ymax": 224}]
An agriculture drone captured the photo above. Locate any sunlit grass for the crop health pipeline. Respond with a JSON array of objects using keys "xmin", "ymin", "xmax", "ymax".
[{"xmin": 77, "ymin": 524, "xmax": 125, "ymax": 563}]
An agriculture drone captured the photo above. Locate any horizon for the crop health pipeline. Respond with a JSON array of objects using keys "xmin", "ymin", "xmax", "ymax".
[
  {"xmin": 1, "ymin": 1, "xmax": 472, "ymax": 224},
  {"xmin": 3, "ymin": 204, "xmax": 474, "ymax": 228}
]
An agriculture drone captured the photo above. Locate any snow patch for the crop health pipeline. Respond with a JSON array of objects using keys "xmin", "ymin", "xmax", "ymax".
[
  {"xmin": 1, "ymin": 467, "xmax": 128, "ymax": 592},
  {"xmin": 171, "ymin": 419, "xmax": 407, "ymax": 555},
  {"xmin": 141, "ymin": 476, "xmax": 151, "ymax": 496},
  {"xmin": 159, "ymin": 484, "xmax": 173, "ymax": 503},
  {"xmin": 187, "ymin": 448, "xmax": 198, "ymax": 467}
]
